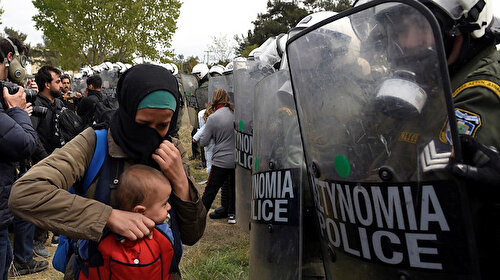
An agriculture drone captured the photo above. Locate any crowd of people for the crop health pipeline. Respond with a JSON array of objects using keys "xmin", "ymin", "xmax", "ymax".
[
  {"xmin": 0, "ymin": 35, "xmax": 211, "ymax": 279},
  {"xmin": 1, "ymin": 0, "xmax": 500, "ymax": 279}
]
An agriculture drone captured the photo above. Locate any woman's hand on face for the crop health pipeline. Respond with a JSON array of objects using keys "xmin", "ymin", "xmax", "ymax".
[{"xmin": 152, "ymin": 140, "xmax": 190, "ymax": 200}]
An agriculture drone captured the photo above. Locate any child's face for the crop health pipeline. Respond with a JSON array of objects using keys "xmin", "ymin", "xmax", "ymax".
[{"xmin": 143, "ymin": 181, "xmax": 172, "ymax": 224}]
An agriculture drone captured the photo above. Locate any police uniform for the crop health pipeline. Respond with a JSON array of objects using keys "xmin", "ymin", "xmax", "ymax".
[
  {"xmin": 451, "ymin": 44, "xmax": 500, "ymax": 149},
  {"xmin": 450, "ymin": 42, "xmax": 500, "ymax": 279}
]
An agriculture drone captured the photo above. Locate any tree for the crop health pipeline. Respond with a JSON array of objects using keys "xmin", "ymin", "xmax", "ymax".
[
  {"xmin": 173, "ymin": 54, "xmax": 199, "ymax": 74},
  {"xmin": 235, "ymin": 0, "xmax": 353, "ymax": 57},
  {"xmin": 207, "ymin": 34, "xmax": 236, "ymax": 65},
  {"xmin": 236, "ymin": 0, "xmax": 308, "ymax": 56},
  {"xmin": 185, "ymin": 56, "xmax": 200, "ymax": 73},
  {"xmin": 32, "ymin": 0, "xmax": 182, "ymax": 70},
  {"xmin": 4, "ymin": 27, "xmax": 27, "ymax": 42},
  {"xmin": 0, "ymin": 1, "xmax": 3, "ymax": 25},
  {"xmin": 303, "ymin": 0, "xmax": 353, "ymax": 12},
  {"xmin": 29, "ymin": 37, "xmax": 61, "ymax": 68}
]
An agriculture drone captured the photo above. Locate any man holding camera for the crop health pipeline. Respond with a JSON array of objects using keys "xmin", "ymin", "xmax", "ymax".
[
  {"xmin": 60, "ymin": 74, "xmax": 82, "ymax": 112},
  {"xmin": 0, "ymin": 36, "xmax": 47, "ymax": 279}
]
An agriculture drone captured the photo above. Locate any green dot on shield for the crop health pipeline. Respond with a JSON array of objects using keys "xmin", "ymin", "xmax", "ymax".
[
  {"xmin": 239, "ymin": 120, "xmax": 244, "ymax": 131},
  {"xmin": 334, "ymin": 155, "xmax": 351, "ymax": 178}
]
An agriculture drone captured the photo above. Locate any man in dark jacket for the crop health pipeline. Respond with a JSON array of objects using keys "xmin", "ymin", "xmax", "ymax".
[
  {"xmin": 0, "ymin": 36, "xmax": 48, "ymax": 278},
  {"xmin": 77, "ymin": 74, "xmax": 108, "ymax": 127},
  {"xmin": 31, "ymin": 65, "xmax": 63, "ymax": 258},
  {"xmin": 60, "ymin": 74, "xmax": 82, "ymax": 112},
  {"xmin": 31, "ymin": 65, "xmax": 64, "ymax": 162},
  {"xmin": 0, "ymin": 87, "xmax": 39, "ymax": 278}
]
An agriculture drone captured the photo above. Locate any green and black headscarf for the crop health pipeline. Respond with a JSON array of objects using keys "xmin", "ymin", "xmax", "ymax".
[{"xmin": 110, "ymin": 64, "xmax": 181, "ymax": 165}]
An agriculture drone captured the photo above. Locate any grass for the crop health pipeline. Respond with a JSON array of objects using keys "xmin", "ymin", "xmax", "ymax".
[
  {"xmin": 10, "ymin": 105, "xmax": 250, "ymax": 280},
  {"xmin": 177, "ymin": 107, "xmax": 250, "ymax": 280}
]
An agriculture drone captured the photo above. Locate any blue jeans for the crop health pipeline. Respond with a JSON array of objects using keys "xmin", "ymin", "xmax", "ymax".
[
  {"xmin": 0, "ymin": 228, "xmax": 13, "ymax": 280},
  {"xmin": 13, "ymin": 217, "xmax": 34, "ymax": 264}
]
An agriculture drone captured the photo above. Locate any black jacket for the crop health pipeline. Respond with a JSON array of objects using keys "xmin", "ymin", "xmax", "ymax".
[
  {"xmin": 77, "ymin": 90, "xmax": 104, "ymax": 127},
  {"xmin": 31, "ymin": 94, "xmax": 64, "ymax": 163},
  {"xmin": 0, "ymin": 102, "xmax": 37, "ymax": 229}
]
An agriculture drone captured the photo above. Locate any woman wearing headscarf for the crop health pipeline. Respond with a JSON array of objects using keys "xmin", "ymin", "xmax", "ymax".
[{"xmin": 9, "ymin": 64, "xmax": 206, "ymax": 279}]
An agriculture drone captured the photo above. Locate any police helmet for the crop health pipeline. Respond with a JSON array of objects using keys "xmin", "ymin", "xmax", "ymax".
[
  {"xmin": 209, "ymin": 64, "xmax": 225, "ymax": 77},
  {"xmin": 355, "ymin": 0, "xmax": 496, "ymax": 39},
  {"xmin": 192, "ymin": 63, "xmax": 209, "ymax": 80},
  {"xmin": 223, "ymin": 62, "xmax": 234, "ymax": 75}
]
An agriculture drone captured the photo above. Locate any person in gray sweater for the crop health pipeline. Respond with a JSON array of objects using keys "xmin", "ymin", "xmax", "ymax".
[{"xmin": 198, "ymin": 89, "xmax": 236, "ymax": 224}]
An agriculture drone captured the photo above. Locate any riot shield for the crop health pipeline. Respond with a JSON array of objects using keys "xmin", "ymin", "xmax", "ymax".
[
  {"xmin": 179, "ymin": 73, "xmax": 199, "ymax": 128},
  {"xmin": 251, "ymin": 69, "xmax": 325, "ymax": 279},
  {"xmin": 100, "ymin": 69, "xmax": 119, "ymax": 90},
  {"xmin": 233, "ymin": 60, "xmax": 274, "ymax": 232},
  {"xmin": 208, "ymin": 74, "xmax": 234, "ymax": 102},
  {"xmin": 195, "ymin": 83, "xmax": 208, "ymax": 112},
  {"xmin": 100, "ymin": 69, "xmax": 120, "ymax": 106},
  {"xmin": 286, "ymin": 1, "xmax": 479, "ymax": 279},
  {"xmin": 71, "ymin": 77, "xmax": 87, "ymax": 93}
]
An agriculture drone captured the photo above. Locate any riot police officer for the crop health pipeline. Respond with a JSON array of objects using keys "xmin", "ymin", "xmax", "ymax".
[
  {"xmin": 359, "ymin": 0, "xmax": 500, "ymax": 276},
  {"xmin": 286, "ymin": 0, "xmax": 500, "ymax": 279}
]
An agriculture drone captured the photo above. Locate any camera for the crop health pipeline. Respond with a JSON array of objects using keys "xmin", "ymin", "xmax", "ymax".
[
  {"xmin": 0, "ymin": 81, "xmax": 38, "ymax": 110},
  {"xmin": 32, "ymin": 106, "xmax": 48, "ymax": 117},
  {"xmin": 0, "ymin": 81, "xmax": 37, "ymax": 103}
]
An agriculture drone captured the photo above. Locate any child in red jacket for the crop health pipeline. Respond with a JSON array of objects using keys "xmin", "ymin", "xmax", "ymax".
[{"xmin": 86, "ymin": 164, "xmax": 174, "ymax": 280}]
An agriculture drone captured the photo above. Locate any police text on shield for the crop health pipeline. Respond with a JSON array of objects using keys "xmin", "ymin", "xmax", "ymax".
[
  {"xmin": 235, "ymin": 130, "xmax": 252, "ymax": 170},
  {"xmin": 312, "ymin": 178, "xmax": 451, "ymax": 270}
]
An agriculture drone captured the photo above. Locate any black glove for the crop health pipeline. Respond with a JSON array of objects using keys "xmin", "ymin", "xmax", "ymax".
[{"xmin": 451, "ymin": 135, "xmax": 500, "ymax": 186}]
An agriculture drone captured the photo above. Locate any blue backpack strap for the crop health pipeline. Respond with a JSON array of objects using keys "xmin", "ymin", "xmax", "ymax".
[
  {"xmin": 53, "ymin": 129, "xmax": 108, "ymax": 274},
  {"xmin": 82, "ymin": 129, "xmax": 108, "ymax": 195},
  {"xmin": 68, "ymin": 129, "xmax": 108, "ymax": 194}
]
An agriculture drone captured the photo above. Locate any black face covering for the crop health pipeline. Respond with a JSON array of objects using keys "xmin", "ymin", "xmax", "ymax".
[{"xmin": 110, "ymin": 64, "xmax": 181, "ymax": 165}]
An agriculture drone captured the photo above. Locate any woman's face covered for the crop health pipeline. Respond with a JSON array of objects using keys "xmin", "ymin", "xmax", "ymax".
[
  {"xmin": 110, "ymin": 64, "xmax": 180, "ymax": 165},
  {"xmin": 135, "ymin": 108, "xmax": 174, "ymax": 138}
]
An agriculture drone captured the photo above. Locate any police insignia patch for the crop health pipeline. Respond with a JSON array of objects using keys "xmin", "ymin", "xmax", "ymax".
[{"xmin": 455, "ymin": 108, "xmax": 481, "ymax": 137}]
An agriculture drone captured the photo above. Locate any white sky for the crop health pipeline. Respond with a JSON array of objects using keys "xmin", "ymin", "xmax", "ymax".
[
  {"xmin": 1, "ymin": 0, "xmax": 499, "ymax": 63},
  {"xmin": 0, "ymin": 0, "xmax": 269, "ymax": 62}
]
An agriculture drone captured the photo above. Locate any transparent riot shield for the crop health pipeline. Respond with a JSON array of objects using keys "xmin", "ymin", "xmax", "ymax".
[
  {"xmin": 287, "ymin": 1, "xmax": 479, "ymax": 279},
  {"xmin": 195, "ymin": 83, "xmax": 208, "ymax": 112},
  {"xmin": 208, "ymin": 75, "xmax": 234, "ymax": 102},
  {"xmin": 100, "ymin": 69, "xmax": 120, "ymax": 90},
  {"xmin": 71, "ymin": 77, "xmax": 87, "ymax": 93},
  {"xmin": 225, "ymin": 73, "xmax": 234, "ymax": 102},
  {"xmin": 100, "ymin": 69, "xmax": 120, "ymax": 106},
  {"xmin": 233, "ymin": 60, "xmax": 274, "ymax": 232},
  {"xmin": 179, "ymin": 73, "xmax": 199, "ymax": 128},
  {"xmin": 251, "ymin": 69, "xmax": 325, "ymax": 279}
]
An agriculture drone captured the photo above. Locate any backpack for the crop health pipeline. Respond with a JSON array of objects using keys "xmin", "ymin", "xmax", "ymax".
[
  {"xmin": 56, "ymin": 107, "xmax": 85, "ymax": 144},
  {"xmin": 52, "ymin": 129, "xmax": 181, "ymax": 279},
  {"xmin": 93, "ymin": 94, "xmax": 117, "ymax": 126}
]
